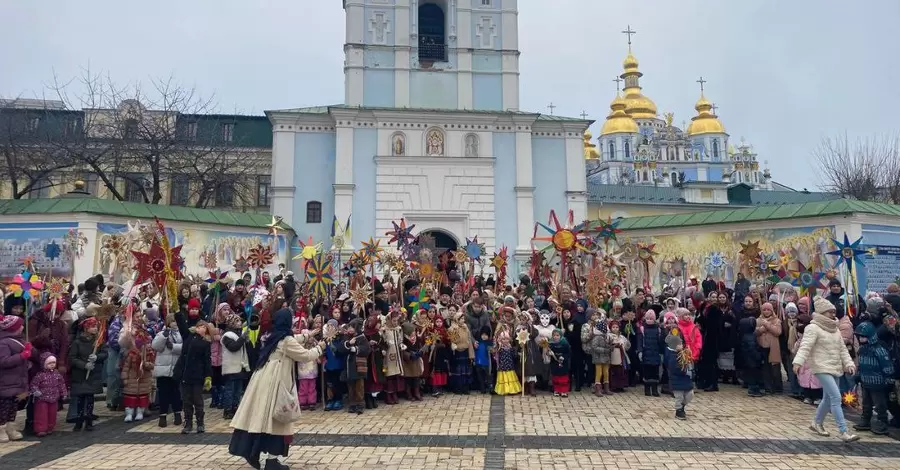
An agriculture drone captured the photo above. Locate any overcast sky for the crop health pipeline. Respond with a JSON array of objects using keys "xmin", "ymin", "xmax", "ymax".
[{"xmin": 3, "ymin": 0, "xmax": 898, "ymax": 191}]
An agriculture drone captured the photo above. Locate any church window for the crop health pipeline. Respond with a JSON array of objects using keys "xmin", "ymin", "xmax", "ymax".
[
  {"xmin": 668, "ymin": 147, "xmax": 675, "ymax": 161},
  {"xmin": 624, "ymin": 141, "xmax": 631, "ymax": 159},
  {"xmin": 712, "ymin": 139, "xmax": 720, "ymax": 160},
  {"xmin": 481, "ymin": 0, "xmax": 492, "ymax": 5},
  {"xmin": 671, "ymin": 172, "xmax": 677, "ymax": 182},
  {"xmin": 608, "ymin": 141, "xmax": 616, "ymax": 160},
  {"xmin": 642, "ymin": 170, "xmax": 648, "ymax": 182},
  {"xmin": 306, "ymin": 201, "xmax": 322, "ymax": 224},
  {"xmin": 464, "ymin": 134, "xmax": 479, "ymax": 157},
  {"xmin": 418, "ymin": 3, "xmax": 446, "ymax": 62},
  {"xmin": 425, "ymin": 128, "xmax": 445, "ymax": 156}
]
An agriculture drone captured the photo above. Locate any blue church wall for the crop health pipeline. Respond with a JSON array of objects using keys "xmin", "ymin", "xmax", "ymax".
[
  {"xmin": 469, "ymin": 12, "xmax": 502, "ymax": 50},
  {"xmin": 493, "ymin": 132, "xmax": 517, "ymax": 263},
  {"xmin": 708, "ymin": 167, "xmax": 723, "ymax": 182},
  {"xmin": 293, "ymin": 133, "xmax": 336, "ymax": 243},
  {"xmin": 681, "ymin": 168, "xmax": 698, "ymax": 182},
  {"xmin": 410, "ymin": 71, "xmax": 458, "ymax": 108},
  {"xmin": 351, "ymin": 128, "xmax": 378, "ymax": 248},
  {"xmin": 363, "ymin": 70, "xmax": 395, "ymax": 107},
  {"xmin": 364, "ymin": 50, "xmax": 395, "ymax": 68},
  {"xmin": 472, "ymin": 74, "xmax": 503, "ymax": 110},
  {"xmin": 531, "ymin": 137, "xmax": 568, "ymax": 223},
  {"xmin": 471, "ymin": 53, "xmax": 501, "ymax": 72}
]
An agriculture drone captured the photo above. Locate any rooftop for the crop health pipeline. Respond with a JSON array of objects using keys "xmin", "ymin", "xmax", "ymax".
[
  {"xmin": 0, "ymin": 198, "xmax": 290, "ymax": 231},
  {"xmin": 610, "ymin": 199, "xmax": 900, "ymax": 231},
  {"xmin": 267, "ymin": 104, "xmax": 588, "ymax": 122},
  {"xmin": 587, "ymin": 182, "xmax": 841, "ymax": 206}
]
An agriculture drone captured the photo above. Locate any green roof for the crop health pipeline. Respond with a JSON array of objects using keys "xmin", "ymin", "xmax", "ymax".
[
  {"xmin": 268, "ymin": 104, "xmax": 588, "ymax": 122},
  {"xmin": 587, "ymin": 182, "xmax": 841, "ymax": 206},
  {"xmin": 0, "ymin": 198, "xmax": 292, "ymax": 231},
  {"xmin": 611, "ymin": 199, "xmax": 900, "ymax": 231}
]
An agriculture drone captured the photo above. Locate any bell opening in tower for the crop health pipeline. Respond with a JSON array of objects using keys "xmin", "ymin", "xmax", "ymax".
[{"xmin": 418, "ymin": 3, "xmax": 447, "ymax": 62}]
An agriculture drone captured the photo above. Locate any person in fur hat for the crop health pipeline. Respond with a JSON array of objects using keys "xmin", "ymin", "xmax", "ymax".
[
  {"xmin": 335, "ymin": 318, "xmax": 371, "ymax": 414},
  {"xmin": 400, "ymin": 322, "xmax": 425, "ymax": 401},
  {"xmin": 380, "ymin": 310, "xmax": 406, "ymax": 404},
  {"xmin": 448, "ymin": 311, "xmax": 475, "ymax": 394}
]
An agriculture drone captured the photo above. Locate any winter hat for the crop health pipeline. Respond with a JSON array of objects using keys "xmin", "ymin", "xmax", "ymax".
[
  {"xmin": 785, "ymin": 302, "xmax": 799, "ymax": 315},
  {"xmin": 81, "ymin": 316, "xmax": 98, "ymax": 330},
  {"xmin": 479, "ymin": 325, "xmax": 492, "ymax": 338},
  {"xmin": 0, "ymin": 315, "xmax": 23, "ymax": 332},
  {"xmin": 607, "ymin": 318, "xmax": 620, "ymax": 330},
  {"xmin": 813, "ymin": 296, "xmax": 836, "ymax": 314},
  {"xmin": 83, "ymin": 277, "xmax": 99, "ymax": 292},
  {"xmin": 234, "ymin": 279, "xmax": 245, "ymax": 287},
  {"xmin": 144, "ymin": 307, "xmax": 159, "ymax": 323},
  {"xmin": 663, "ymin": 311, "xmax": 677, "ymax": 325},
  {"xmin": 866, "ymin": 297, "xmax": 885, "ymax": 315},
  {"xmin": 401, "ymin": 322, "xmax": 416, "ymax": 336},
  {"xmin": 187, "ymin": 298, "xmax": 201, "ymax": 310},
  {"xmin": 225, "ymin": 313, "xmax": 243, "ymax": 330},
  {"xmin": 828, "ymin": 279, "xmax": 842, "ymax": 288},
  {"xmin": 643, "ymin": 310, "xmax": 657, "ymax": 322},
  {"xmin": 40, "ymin": 352, "xmax": 56, "ymax": 368}
]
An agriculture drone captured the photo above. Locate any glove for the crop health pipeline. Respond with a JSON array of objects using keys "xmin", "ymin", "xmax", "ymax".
[
  {"xmin": 163, "ymin": 329, "xmax": 170, "ymax": 338},
  {"xmin": 166, "ymin": 339, "xmax": 174, "ymax": 350},
  {"xmin": 32, "ymin": 390, "xmax": 42, "ymax": 398},
  {"xmin": 20, "ymin": 342, "xmax": 33, "ymax": 360},
  {"xmin": 400, "ymin": 344, "xmax": 407, "ymax": 351},
  {"xmin": 85, "ymin": 362, "xmax": 95, "ymax": 371},
  {"xmin": 203, "ymin": 376, "xmax": 212, "ymax": 391},
  {"xmin": 88, "ymin": 354, "xmax": 97, "ymax": 362},
  {"xmin": 350, "ymin": 346, "xmax": 357, "ymax": 353},
  {"xmin": 451, "ymin": 343, "xmax": 458, "ymax": 351}
]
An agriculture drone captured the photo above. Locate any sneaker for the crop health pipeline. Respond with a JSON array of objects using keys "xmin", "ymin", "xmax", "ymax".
[
  {"xmin": 838, "ymin": 431, "xmax": 860, "ymax": 443},
  {"xmin": 803, "ymin": 398, "xmax": 812, "ymax": 404},
  {"xmin": 809, "ymin": 421, "xmax": 830, "ymax": 436},
  {"xmin": 813, "ymin": 399, "xmax": 821, "ymax": 406},
  {"xmin": 553, "ymin": 392, "xmax": 560, "ymax": 397},
  {"xmin": 560, "ymin": 393, "xmax": 568, "ymax": 398},
  {"xmin": 675, "ymin": 408, "xmax": 686, "ymax": 420},
  {"xmin": 748, "ymin": 391, "xmax": 764, "ymax": 397}
]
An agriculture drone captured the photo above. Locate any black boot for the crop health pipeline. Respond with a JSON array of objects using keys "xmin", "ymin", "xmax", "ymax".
[
  {"xmin": 196, "ymin": 413, "xmax": 205, "ymax": 433},
  {"xmin": 181, "ymin": 415, "xmax": 193, "ymax": 434},
  {"xmin": 644, "ymin": 385, "xmax": 651, "ymax": 396},
  {"xmin": 262, "ymin": 458, "xmax": 290, "ymax": 470},
  {"xmin": 651, "ymin": 385, "xmax": 660, "ymax": 397},
  {"xmin": 173, "ymin": 412, "xmax": 183, "ymax": 426},
  {"xmin": 158, "ymin": 415, "xmax": 168, "ymax": 428},
  {"xmin": 371, "ymin": 394, "xmax": 379, "ymax": 409},
  {"xmin": 364, "ymin": 394, "xmax": 373, "ymax": 409},
  {"xmin": 84, "ymin": 418, "xmax": 94, "ymax": 431},
  {"xmin": 73, "ymin": 420, "xmax": 83, "ymax": 432}
]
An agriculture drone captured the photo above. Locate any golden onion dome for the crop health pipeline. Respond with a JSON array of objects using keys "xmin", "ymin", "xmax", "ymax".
[
  {"xmin": 623, "ymin": 52, "xmax": 639, "ymax": 72},
  {"xmin": 619, "ymin": 50, "xmax": 657, "ymax": 119},
  {"xmin": 686, "ymin": 94, "xmax": 726, "ymax": 136},
  {"xmin": 583, "ymin": 130, "xmax": 600, "ymax": 160},
  {"xmin": 600, "ymin": 94, "xmax": 639, "ymax": 136}
]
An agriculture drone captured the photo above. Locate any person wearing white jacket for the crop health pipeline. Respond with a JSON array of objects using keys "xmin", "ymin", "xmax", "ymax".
[
  {"xmin": 220, "ymin": 314, "xmax": 250, "ymax": 420},
  {"xmin": 151, "ymin": 313, "xmax": 183, "ymax": 428},
  {"xmin": 792, "ymin": 296, "xmax": 859, "ymax": 443}
]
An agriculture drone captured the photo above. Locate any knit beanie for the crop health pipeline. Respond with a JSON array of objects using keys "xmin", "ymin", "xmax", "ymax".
[
  {"xmin": 187, "ymin": 298, "xmax": 201, "ymax": 310},
  {"xmin": 785, "ymin": 302, "xmax": 798, "ymax": 315},
  {"xmin": 813, "ymin": 296, "xmax": 836, "ymax": 314},
  {"xmin": 866, "ymin": 297, "xmax": 885, "ymax": 315},
  {"xmin": 0, "ymin": 315, "xmax": 23, "ymax": 332},
  {"xmin": 643, "ymin": 310, "xmax": 657, "ymax": 322}
]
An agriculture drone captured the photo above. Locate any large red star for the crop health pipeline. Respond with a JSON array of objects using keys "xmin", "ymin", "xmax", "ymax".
[{"xmin": 132, "ymin": 241, "xmax": 183, "ymax": 287}]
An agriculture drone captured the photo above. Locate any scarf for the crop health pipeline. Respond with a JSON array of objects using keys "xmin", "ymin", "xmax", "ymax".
[{"xmin": 256, "ymin": 308, "xmax": 293, "ymax": 369}]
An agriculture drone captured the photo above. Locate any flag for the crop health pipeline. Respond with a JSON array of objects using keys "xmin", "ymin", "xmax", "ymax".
[
  {"xmin": 331, "ymin": 215, "xmax": 339, "ymax": 238},
  {"xmin": 344, "ymin": 214, "xmax": 352, "ymax": 241}
]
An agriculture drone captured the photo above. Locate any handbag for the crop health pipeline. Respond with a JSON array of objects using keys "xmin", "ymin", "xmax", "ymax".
[{"xmin": 272, "ymin": 345, "xmax": 302, "ymax": 424}]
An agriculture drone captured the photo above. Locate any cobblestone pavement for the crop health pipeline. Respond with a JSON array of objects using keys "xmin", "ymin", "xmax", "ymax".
[{"xmin": 2, "ymin": 386, "xmax": 899, "ymax": 469}]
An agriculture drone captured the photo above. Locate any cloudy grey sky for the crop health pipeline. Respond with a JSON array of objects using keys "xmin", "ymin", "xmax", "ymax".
[{"xmin": 2, "ymin": 0, "xmax": 898, "ymax": 190}]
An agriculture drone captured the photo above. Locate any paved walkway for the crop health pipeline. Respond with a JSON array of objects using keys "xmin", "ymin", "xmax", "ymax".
[{"xmin": 1, "ymin": 387, "xmax": 899, "ymax": 469}]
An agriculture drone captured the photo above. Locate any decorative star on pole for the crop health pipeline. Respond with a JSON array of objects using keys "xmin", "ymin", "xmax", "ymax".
[
  {"xmin": 266, "ymin": 215, "xmax": 285, "ymax": 237},
  {"xmin": 44, "ymin": 241, "xmax": 61, "ymax": 261},
  {"xmin": 790, "ymin": 261, "xmax": 825, "ymax": 296},
  {"xmin": 306, "ymin": 253, "xmax": 335, "ymax": 298},
  {"xmin": 293, "ymin": 236, "xmax": 322, "ymax": 262},
  {"xmin": 827, "ymin": 233, "xmax": 867, "ymax": 273},
  {"xmin": 8, "ymin": 269, "xmax": 44, "ymax": 300},
  {"xmin": 594, "ymin": 216, "xmax": 623, "ymax": 246},
  {"xmin": 385, "ymin": 218, "xmax": 417, "ymax": 249},
  {"xmin": 465, "ymin": 236, "xmax": 486, "ymax": 262},
  {"xmin": 360, "ymin": 237, "xmax": 384, "ymax": 262},
  {"xmin": 739, "ymin": 240, "xmax": 763, "ymax": 265}
]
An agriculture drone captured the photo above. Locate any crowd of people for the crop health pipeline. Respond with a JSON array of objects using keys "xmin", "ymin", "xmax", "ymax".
[{"xmin": 2, "ymin": 266, "xmax": 900, "ymax": 468}]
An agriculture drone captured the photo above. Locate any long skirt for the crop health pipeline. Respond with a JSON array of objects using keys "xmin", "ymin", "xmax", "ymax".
[
  {"xmin": 609, "ymin": 364, "xmax": 628, "ymax": 390},
  {"xmin": 229, "ymin": 429, "xmax": 290, "ymax": 468},
  {"xmin": 449, "ymin": 351, "xmax": 472, "ymax": 389}
]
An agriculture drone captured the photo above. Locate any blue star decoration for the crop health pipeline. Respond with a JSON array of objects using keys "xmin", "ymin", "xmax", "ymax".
[
  {"xmin": 465, "ymin": 236, "xmax": 485, "ymax": 261},
  {"xmin": 827, "ymin": 233, "xmax": 867, "ymax": 272},
  {"xmin": 44, "ymin": 241, "xmax": 61, "ymax": 261}
]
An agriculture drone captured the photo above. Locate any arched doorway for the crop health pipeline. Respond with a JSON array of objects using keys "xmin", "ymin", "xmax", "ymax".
[{"xmin": 419, "ymin": 229, "xmax": 458, "ymax": 252}]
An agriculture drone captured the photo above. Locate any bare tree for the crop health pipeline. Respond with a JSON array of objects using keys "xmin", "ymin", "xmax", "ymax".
[
  {"xmin": 0, "ymin": 98, "xmax": 75, "ymax": 198},
  {"xmin": 814, "ymin": 134, "xmax": 900, "ymax": 204}
]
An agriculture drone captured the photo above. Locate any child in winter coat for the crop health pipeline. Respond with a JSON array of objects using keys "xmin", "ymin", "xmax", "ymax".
[
  {"xmin": 335, "ymin": 319, "xmax": 372, "ymax": 414},
  {"xmin": 68, "ymin": 316, "xmax": 108, "ymax": 431},
  {"xmin": 473, "ymin": 326, "xmax": 494, "ymax": 394},
  {"xmin": 323, "ymin": 319, "xmax": 346, "ymax": 411},
  {"xmin": 739, "ymin": 317, "xmax": 764, "ymax": 397},
  {"xmin": 0, "ymin": 315, "xmax": 30, "ymax": 442},
  {"xmin": 209, "ymin": 302, "xmax": 232, "ymax": 409},
  {"xmin": 548, "ymin": 328, "xmax": 571, "ymax": 397},
  {"xmin": 665, "ymin": 330, "xmax": 694, "ymax": 420},
  {"xmin": 30, "ymin": 352, "xmax": 68, "ymax": 436},
  {"xmin": 120, "ymin": 320, "xmax": 156, "ymax": 423},
  {"xmin": 659, "ymin": 311, "xmax": 678, "ymax": 395},
  {"xmin": 607, "ymin": 319, "xmax": 631, "ymax": 392},
  {"xmin": 296, "ymin": 330, "xmax": 320, "ymax": 411},
  {"xmin": 151, "ymin": 313, "xmax": 183, "ymax": 428},
  {"xmin": 220, "ymin": 313, "xmax": 249, "ymax": 419},
  {"xmin": 640, "ymin": 310, "xmax": 665, "ymax": 397},
  {"xmin": 400, "ymin": 322, "xmax": 425, "ymax": 402},
  {"xmin": 853, "ymin": 322, "xmax": 895, "ymax": 435},
  {"xmin": 792, "ymin": 316, "xmax": 823, "ymax": 404},
  {"xmin": 583, "ymin": 309, "xmax": 611, "ymax": 396},
  {"xmin": 173, "ymin": 310, "xmax": 213, "ymax": 434}
]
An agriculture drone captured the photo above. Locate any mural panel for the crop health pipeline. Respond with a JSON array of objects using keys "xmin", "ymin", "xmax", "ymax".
[{"xmin": 0, "ymin": 222, "xmax": 77, "ymax": 283}]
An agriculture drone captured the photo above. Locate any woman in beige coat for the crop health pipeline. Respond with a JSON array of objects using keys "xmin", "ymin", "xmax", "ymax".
[{"xmin": 228, "ymin": 308, "xmax": 324, "ymax": 470}]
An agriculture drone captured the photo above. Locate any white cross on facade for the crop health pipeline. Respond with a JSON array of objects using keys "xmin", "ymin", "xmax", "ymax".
[
  {"xmin": 476, "ymin": 17, "xmax": 496, "ymax": 48},
  {"xmin": 369, "ymin": 12, "xmax": 390, "ymax": 45}
]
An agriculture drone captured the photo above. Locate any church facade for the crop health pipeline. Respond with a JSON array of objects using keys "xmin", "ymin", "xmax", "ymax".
[{"xmin": 267, "ymin": 0, "xmax": 591, "ymax": 273}]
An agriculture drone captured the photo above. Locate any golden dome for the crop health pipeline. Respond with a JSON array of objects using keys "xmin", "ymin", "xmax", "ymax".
[
  {"xmin": 583, "ymin": 130, "xmax": 600, "ymax": 160},
  {"xmin": 686, "ymin": 94, "xmax": 726, "ymax": 136},
  {"xmin": 600, "ymin": 94, "xmax": 639, "ymax": 136},
  {"xmin": 623, "ymin": 52, "xmax": 639, "ymax": 72},
  {"xmin": 619, "ymin": 50, "xmax": 657, "ymax": 119}
]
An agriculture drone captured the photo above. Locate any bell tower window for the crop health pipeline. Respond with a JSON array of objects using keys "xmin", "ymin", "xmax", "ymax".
[
  {"xmin": 624, "ymin": 141, "xmax": 631, "ymax": 160},
  {"xmin": 418, "ymin": 3, "xmax": 446, "ymax": 62},
  {"xmin": 608, "ymin": 141, "xmax": 616, "ymax": 160},
  {"xmin": 712, "ymin": 139, "xmax": 720, "ymax": 160}
]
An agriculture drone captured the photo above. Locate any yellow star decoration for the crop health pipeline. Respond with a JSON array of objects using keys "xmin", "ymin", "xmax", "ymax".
[
  {"xmin": 360, "ymin": 237, "xmax": 384, "ymax": 262},
  {"xmin": 739, "ymin": 240, "xmax": 763, "ymax": 263},
  {"xmin": 454, "ymin": 248, "xmax": 469, "ymax": 264},
  {"xmin": 349, "ymin": 284, "xmax": 373, "ymax": 308},
  {"xmin": 266, "ymin": 215, "xmax": 284, "ymax": 237}
]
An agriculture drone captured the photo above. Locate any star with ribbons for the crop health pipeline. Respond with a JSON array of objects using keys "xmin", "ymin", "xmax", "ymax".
[
  {"xmin": 490, "ymin": 247, "xmax": 508, "ymax": 272},
  {"xmin": 45, "ymin": 277, "xmax": 68, "ymax": 301},
  {"xmin": 385, "ymin": 218, "xmax": 417, "ymax": 249},
  {"xmin": 532, "ymin": 209, "xmax": 588, "ymax": 255},
  {"xmin": 132, "ymin": 239, "xmax": 184, "ymax": 288},
  {"xmin": 637, "ymin": 243, "xmax": 658, "ymax": 264},
  {"xmin": 8, "ymin": 269, "xmax": 44, "ymax": 300},
  {"xmin": 827, "ymin": 233, "xmax": 867, "ymax": 272},
  {"xmin": 739, "ymin": 241, "xmax": 763, "ymax": 264},
  {"xmin": 233, "ymin": 256, "xmax": 250, "ymax": 274},
  {"xmin": 247, "ymin": 244, "xmax": 276, "ymax": 269},
  {"xmin": 306, "ymin": 253, "xmax": 335, "ymax": 298},
  {"xmin": 349, "ymin": 283, "xmax": 373, "ymax": 308},
  {"xmin": 360, "ymin": 237, "xmax": 384, "ymax": 262},
  {"xmin": 341, "ymin": 261, "xmax": 360, "ymax": 279},
  {"xmin": 593, "ymin": 216, "xmax": 623, "ymax": 245}
]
